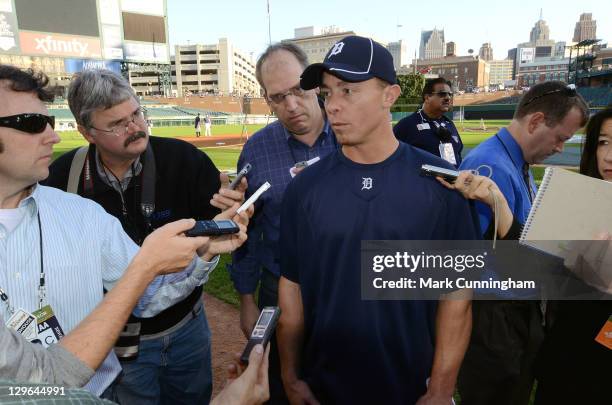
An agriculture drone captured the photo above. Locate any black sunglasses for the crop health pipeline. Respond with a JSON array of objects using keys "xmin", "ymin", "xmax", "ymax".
[
  {"xmin": 522, "ymin": 84, "xmax": 577, "ymax": 107},
  {"xmin": 431, "ymin": 91, "xmax": 454, "ymax": 98},
  {"xmin": 0, "ymin": 113, "xmax": 55, "ymax": 134}
]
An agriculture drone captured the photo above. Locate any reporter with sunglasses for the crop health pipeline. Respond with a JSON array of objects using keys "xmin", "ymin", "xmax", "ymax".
[{"xmin": 393, "ymin": 77, "xmax": 463, "ymax": 167}]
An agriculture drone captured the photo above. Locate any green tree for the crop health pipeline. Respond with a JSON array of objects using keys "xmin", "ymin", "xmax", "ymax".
[{"xmin": 396, "ymin": 73, "xmax": 425, "ymax": 103}]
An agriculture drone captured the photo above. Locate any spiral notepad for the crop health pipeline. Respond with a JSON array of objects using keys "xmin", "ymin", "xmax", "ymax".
[{"xmin": 519, "ymin": 167, "xmax": 612, "ymax": 257}]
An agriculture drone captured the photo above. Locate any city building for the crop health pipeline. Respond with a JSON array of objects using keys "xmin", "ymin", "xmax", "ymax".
[
  {"xmin": 282, "ymin": 26, "xmax": 358, "ymax": 64},
  {"xmin": 530, "ymin": 13, "xmax": 552, "ymax": 44},
  {"xmin": 387, "ymin": 40, "xmax": 408, "ymax": 70},
  {"xmin": 419, "ymin": 28, "xmax": 445, "ymax": 60},
  {"xmin": 479, "ymin": 43, "xmax": 493, "ymax": 61},
  {"xmin": 516, "ymin": 14, "xmax": 556, "ymax": 64},
  {"xmin": 172, "ymin": 38, "xmax": 259, "ymax": 97},
  {"xmin": 507, "ymin": 48, "xmax": 518, "ymax": 78},
  {"xmin": 573, "ymin": 13, "xmax": 597, "ymax": 43},
  {"xmin": 446, "ymin": 42, "xmax": 457, "ymax": 57},
  {"xmin": 513, "ymin": 14, "xmax": 573, "ymax": 88},
  {"xmin": 488, "ymin": 59, "xmax": 514, "ymax": 86},
  {"xmin": 411, "ymin": 56, "xmax": 489, "ymax": 90},
  {"xmin": 517, "ymin": 58, "xmax": 569, "ymax": 87}
]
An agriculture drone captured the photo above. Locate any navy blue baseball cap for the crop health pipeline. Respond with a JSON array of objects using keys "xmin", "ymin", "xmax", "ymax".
[{"xmin": 300, "ymin": 35, "xmax": 397, "ymax": 90}]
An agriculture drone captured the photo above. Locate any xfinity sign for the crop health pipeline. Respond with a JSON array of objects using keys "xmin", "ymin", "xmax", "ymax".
[{"xmin": 20, "ymin": 31, "xmax": 101, "ymax": 58}]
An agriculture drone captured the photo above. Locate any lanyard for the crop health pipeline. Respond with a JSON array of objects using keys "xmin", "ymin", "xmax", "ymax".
[
  {"xmin": 0, "ymin": 212, "xmax": 45, "ymax": 315},
  {"xmin": 418, "ymin": 110, "xmax": 447, "ymax": 143},
  {"xmin": 100, "ymin": 159, "xmax": 136, "ymax": 219}
]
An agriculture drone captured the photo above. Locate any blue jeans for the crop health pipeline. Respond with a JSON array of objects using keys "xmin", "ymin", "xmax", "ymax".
[{"xmin": 112, "ymin": 305, "xmax": 212, "ymax": 405}]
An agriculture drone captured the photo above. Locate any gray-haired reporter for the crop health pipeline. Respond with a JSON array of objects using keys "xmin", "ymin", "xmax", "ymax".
[{"xmin": 44, "ymin": 67, "xmax": 242, "ymax": 403}]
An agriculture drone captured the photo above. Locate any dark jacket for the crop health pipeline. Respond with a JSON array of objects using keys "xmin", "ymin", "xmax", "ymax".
[{"xmin": 44, "ymin": 136, "xmax": 221, "ymax": 334}]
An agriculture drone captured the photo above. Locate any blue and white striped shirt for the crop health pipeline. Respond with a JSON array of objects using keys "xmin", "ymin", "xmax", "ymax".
[{"xmin": 0, "ymin": 185, "xmax": 217, "ymax": 395}]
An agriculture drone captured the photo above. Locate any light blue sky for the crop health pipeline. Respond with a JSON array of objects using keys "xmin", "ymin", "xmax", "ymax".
[{"xmin": 167, "ymin": 0, "xmax": 610, "ymax": 61}]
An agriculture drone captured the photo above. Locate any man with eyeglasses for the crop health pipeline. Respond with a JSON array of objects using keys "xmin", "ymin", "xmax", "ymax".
[
  {"xmin": 44, "ymin": 69, "xmax": 246, "ymax": 404},
  {"xmin": 456, "ymin": 81, "xmax": 588, "ymax": 405},
  {"xmin": 393, "ymin": 77, "xmax": 463, "ymax": 167},
  {"xmin": 230, "ymin": 43, "xmax": 337, "ymax": 404}
]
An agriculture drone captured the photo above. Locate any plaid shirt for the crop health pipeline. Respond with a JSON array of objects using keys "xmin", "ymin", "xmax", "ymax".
[{"xmin": 230, "ymin": 119, "xmax": 337, "ymax": 294}]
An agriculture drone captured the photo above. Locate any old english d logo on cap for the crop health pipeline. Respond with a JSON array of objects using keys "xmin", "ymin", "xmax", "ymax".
[{"xmin": 329, "ymin": 42, "xmax": 345, "ymax": 57}]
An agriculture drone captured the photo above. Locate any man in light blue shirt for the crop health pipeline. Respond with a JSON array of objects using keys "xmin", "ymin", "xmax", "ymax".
[{"xmin": 0, "ymin": 66, "xmax": 247, "ymax": 396}]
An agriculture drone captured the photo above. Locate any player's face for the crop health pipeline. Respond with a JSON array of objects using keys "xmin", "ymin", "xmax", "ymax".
[{"xmin": 320, "ymin": 73, "xmax": 390, "ymax": 147}]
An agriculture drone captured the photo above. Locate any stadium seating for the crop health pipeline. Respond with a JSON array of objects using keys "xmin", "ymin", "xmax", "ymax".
[{"xmin": 577, "ymin": 87, "xmax": 612, "ymax": 107}]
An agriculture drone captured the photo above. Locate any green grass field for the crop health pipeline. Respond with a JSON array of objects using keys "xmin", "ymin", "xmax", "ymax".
[
  {"xmin": 204, "ymin": 254, "xmax": 239, "ymax": 306},
  {"xmin": 53, "ymin": 125, "xmax": 251, "ymax": 169},
  {"xmin": 50, "ymin": 121, "xmax": 579, "ymax": 307},
  {"xmin": 53, "ymin": 123, "xmax": 500, "ymax": 168}
]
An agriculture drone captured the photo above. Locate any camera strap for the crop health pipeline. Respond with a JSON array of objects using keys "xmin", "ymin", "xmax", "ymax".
[
  {"xmin": 67, "ymin": 146, "xmax": 89, "ymax": 194},
  {"xmin": 140, "ymin": 143, "xmax": 156, "ymax": 231}
]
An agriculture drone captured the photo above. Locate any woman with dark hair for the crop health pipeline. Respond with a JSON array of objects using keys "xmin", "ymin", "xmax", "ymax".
[{"xmin": 580, "ymin": 107, "xmax": 612, "ymax": 180}]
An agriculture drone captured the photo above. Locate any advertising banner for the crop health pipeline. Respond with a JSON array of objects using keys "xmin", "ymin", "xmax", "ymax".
[
  {"xmin": 19, "ymin": 31, "xmax": 102, "ymax": 58},
  {"xmin": 0, "ymin": 10, "xmax": 19, "ymax": 53},
  {"xmin": 520, "ymin": 47, "xmax": 535, "ymax": 64},
  {"xmin": 64, "ymin": 58, "xmax": 121, "ymax": 74},
  {"xmin": 123, "ymin": 41, "xmax": 168, "ymax": 63}
]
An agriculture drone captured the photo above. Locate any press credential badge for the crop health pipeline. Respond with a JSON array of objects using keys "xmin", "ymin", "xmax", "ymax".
[
  {"xmin": 32, "ymin": 305, "xmax": 65, "ymax": 348},
  {"xmin": 6, "ymin": 308, "xmax": 38, "ymax": 341},
  {"xmin": 439, "ymin": 143, "xmax": 457, "ymax": 166}
]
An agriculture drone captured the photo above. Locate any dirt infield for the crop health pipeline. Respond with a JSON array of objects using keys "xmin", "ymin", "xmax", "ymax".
[
  {"xmin": 203, "ymin": 293, "xmax": 245, "ymax": 397},
  {"xmin": 177, "ymin": 134, "xmax": 247, "ymax": 148}
]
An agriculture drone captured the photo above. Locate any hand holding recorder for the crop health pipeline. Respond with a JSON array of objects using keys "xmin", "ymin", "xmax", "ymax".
[
  {"xmin": 190, "ymin": 201, "xmax": 253, "ymax": 261},
  {"xmin": 211, "ymin": 163, "xmax": 252, "ymax": 210}
]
